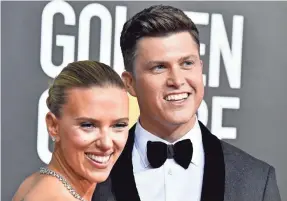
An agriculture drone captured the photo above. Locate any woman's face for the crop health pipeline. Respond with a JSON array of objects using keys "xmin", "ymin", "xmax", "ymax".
[{"xmin": 47, "ymin": 86, "xmax": 129, "ymax": 183}]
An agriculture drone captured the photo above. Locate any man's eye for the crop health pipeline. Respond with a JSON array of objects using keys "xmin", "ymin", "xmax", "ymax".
[
  {"xmin": 80, "ymin": 122, "xmax": 94, "ymax": 128},
  {"xmin": 183, "ymin": 61, "xmax": 194, "ymax": 67},
  {"xmin": 151, "ymin": 65, "xmax": 166, "ymax": 72}
]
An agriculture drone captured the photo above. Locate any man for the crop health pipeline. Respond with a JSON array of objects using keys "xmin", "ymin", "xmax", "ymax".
[{"xmin": 93, "ymin": 4, "xmax": 281, "ymax": 201}]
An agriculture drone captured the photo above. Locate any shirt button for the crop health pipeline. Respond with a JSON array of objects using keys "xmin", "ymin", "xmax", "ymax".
[{"xmin": 168, "ymin": 169, "xmax": 172, "ymax": 175}]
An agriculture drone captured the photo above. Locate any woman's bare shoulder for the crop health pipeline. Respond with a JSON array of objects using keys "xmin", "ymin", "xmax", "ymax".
[
  {"xmin": 17, "ymin": 194, "xmax": 72, "ymax": 201},
  {"xmin": 12, "ymin": 172, "xmax": 40, "ymax": 201},
  {"xmin": 13, "ymin": 173, "xmax": 75, "ymax": 201},
  {"xmin": 16, "ymin": 195, "xmax": 70, "ymax": 201}
]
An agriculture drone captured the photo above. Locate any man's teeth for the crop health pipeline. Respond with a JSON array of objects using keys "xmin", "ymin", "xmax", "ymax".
[
  {"xmin": 86, "ymin": 154, "xmax": 110, "ymax": 163},
  {"xmin": 165, "ymin": 93, "xmax": 189, "ymax": 101}
]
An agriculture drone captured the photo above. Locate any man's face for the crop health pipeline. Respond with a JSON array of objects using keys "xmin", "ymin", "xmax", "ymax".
[{"xmin": 123, "ymin": 31, "xmax": 204, "ymax": 136}]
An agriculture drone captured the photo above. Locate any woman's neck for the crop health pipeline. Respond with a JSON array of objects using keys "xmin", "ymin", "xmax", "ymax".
[{"xmin": 48, "ymin": 147, "xmax": 96, "ymax": 201}]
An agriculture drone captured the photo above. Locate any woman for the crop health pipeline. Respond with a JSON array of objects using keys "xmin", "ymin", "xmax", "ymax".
[{"xmin": 13, "ymin": 60, "xmax": 129, "ymax": 201}]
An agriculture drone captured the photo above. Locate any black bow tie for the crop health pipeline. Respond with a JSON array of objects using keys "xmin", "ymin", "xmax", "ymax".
[{"xmin": 147, "ymin": 139, "xmax": 193, "ymax": 169}]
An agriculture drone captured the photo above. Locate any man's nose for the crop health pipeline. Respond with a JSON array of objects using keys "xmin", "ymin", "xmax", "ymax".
[{"xmin": 166, "ymin": 67, "xmax": 185, "ymax": 88}]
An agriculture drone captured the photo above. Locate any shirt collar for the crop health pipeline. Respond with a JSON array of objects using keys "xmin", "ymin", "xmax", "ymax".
[{"xmin": 134, "ymin": 116, "xmax": 204, "ymax": 168}]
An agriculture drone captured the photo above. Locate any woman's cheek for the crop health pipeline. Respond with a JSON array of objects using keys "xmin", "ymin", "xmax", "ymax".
[{"xmin": 69, "ymin": 130, "xmax": 95, "ymax": 148}]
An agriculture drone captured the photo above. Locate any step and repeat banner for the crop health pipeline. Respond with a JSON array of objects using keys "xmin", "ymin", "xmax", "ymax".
[{"xmin": 2, "ymin": 1, "xmax": 287, "ymax": 200}]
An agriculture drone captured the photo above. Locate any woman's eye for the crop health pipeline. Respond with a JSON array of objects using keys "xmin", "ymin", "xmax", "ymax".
[
  {"xmin": 80, "ymin": 122, "xmax": 94, "ymax": 128},
  {"xmin": 113, "ymin": 122, "xmax": 128, "ymax": 129}
]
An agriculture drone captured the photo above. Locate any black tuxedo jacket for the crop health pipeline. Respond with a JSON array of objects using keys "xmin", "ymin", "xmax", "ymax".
[{"xmin": 92, "ymin": 122, "xmax": 281, "ymax": 201}]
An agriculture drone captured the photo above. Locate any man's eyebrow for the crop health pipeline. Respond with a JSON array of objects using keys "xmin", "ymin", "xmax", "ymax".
[
  {"xmin": 178, "ymin": 55, "xmax": 199, "ymax": 62},
  {"xmin": 146, "ymin": 54, "xmax": 199, "ymax": 66},
  {"xmin": 146, "ymin": 60, "xmax": 167, "ymax": 66}
]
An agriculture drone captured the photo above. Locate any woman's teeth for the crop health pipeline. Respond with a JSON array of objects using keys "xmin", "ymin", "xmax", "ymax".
[{"xmin": 85, "ymin": 153, "xmax": 111, "ymax": 164}]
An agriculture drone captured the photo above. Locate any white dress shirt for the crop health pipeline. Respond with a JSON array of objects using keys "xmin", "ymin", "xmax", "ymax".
[{"xmin": 132, "ymin": 118, "xmax": 205, "ymax": 201}]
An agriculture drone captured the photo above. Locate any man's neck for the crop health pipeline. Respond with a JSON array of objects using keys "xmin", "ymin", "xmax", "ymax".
[{"xmin": 139, "ymin": 115, "xmax": 197, "ymax": 143}]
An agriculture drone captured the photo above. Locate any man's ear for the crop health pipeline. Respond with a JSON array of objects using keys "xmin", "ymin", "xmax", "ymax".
[
  {"xmin": 45, "ymin": 112, "xmax": 60, "ymax": 142},
  {"xmin": 200, "ymin": 59, "xmax": 203, "ymax": 71},
  {"xmin": 122, "ymin": 71, "xmax": 137, "ymax": 97}
]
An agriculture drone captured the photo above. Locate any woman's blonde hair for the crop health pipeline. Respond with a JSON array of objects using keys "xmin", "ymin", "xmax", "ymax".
[{"xmin": 46, "ymin": 60, "xmax": 125, "ymax": 117}]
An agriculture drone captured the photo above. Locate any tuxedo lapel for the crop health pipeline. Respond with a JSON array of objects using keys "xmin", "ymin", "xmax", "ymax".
[
  {"xmin": 111, "ymin": 125, "xmax": 141, "ymax": 201},
  {"xmin": 199, "ymin": 121, "xmax": 225, "ymax": 201},
  {"xmin": 111, "ymin": 122, "xmax": 225, "ymax": 201},
  {"xmin": 91, "ymin": 177, "xmax": 114, "ymax": 201}
]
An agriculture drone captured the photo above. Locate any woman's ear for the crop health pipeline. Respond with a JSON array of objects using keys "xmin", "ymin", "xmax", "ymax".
[{"xmin": 45, "ymin": 112, "xmax": 60, "ymax": 142}]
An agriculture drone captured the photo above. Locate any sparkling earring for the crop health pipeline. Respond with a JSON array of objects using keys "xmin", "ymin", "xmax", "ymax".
[{"xmin": 51, "ymin": 136, "xmax": 56, "ymax": 142}]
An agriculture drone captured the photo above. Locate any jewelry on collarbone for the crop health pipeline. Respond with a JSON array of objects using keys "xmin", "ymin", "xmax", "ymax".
[{"xmin": 39, "ymin": 167, "xmax": 87, "ymax": 201}]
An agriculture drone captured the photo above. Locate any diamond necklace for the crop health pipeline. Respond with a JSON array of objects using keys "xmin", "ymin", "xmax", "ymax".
[{"xmin": 39, "ymin": 167, "xmax": 87, "ymax": 201}]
